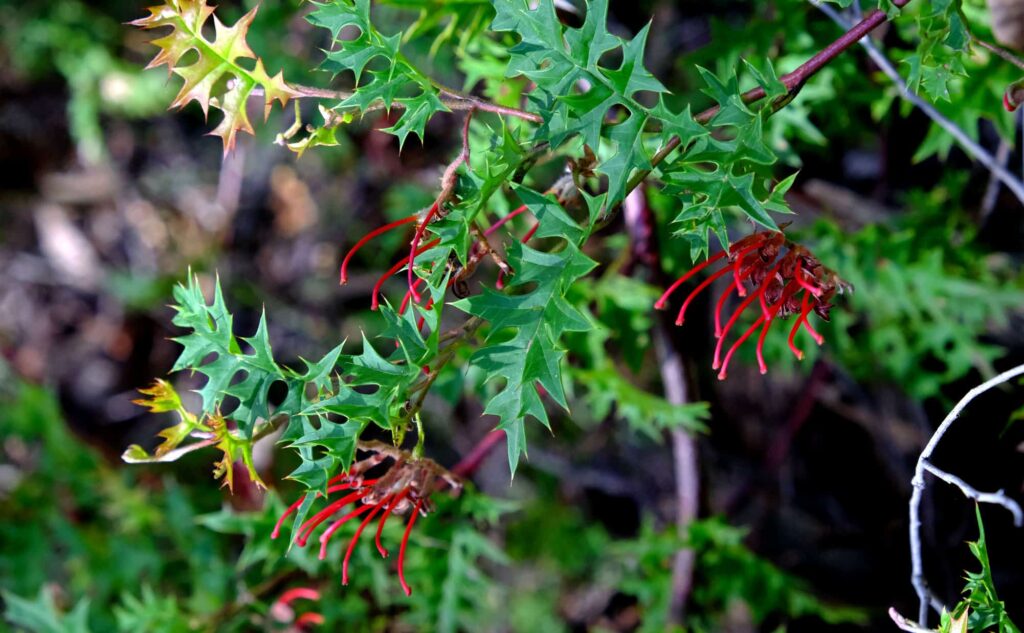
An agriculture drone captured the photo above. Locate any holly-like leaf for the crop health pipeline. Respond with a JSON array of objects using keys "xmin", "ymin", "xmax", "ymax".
[
  {"xmin": 131, "ymin": 0, "xmax": 298, "ymax": 153},
  {"xmin": 455, "ymin": 189, "xmax": 596, "ymax": 476},
  {"xmin": 491, "ymin": 0, "xmax": 669, "ymax": 204},
  {"xmin": 308, "ymin": 0, "xmax": 449, "ymax": 148},
  {"xmin": 659, "ymin": 67, "xmax": 794, "ymax": 257}
]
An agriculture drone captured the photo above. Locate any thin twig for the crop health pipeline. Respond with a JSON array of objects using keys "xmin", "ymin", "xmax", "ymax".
[
  {"xmin": 908, "ymin": 363, "xmax": 1024, "ymax": 627},
  {"xmin": 286, "ymin": 83, "xmax": 542, "ymax": 123},
  {"xmin": 921, "ymin": 461, "xmax": 1024, "ymax": 526},
  {"xmin": 811, "ymin": 0, "xmax": 1024, "ymax": 207},
  {"xmin": 973, "ymin": 36, "xmax": 1024, "ymax": 72},
  {"xmin": 451, "ymin": 430, "xmax": 505, "ymax": 477},
  {"xmin": 605, "ymin": 0, "xmax": 915, "ymax": 230},
  {"xmin": 888, "ymin": 607, "xmax": 934, "ymax": 633},
  {"xmin": 627, "ymin": 186, "xmax": 699, "ymax": 624}
]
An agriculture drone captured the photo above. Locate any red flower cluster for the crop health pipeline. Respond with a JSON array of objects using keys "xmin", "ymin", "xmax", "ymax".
[
  {"xmin": 272, "ymin": 442, "xmax": 462, "ymax": 596},
  {"xmin": 656, "ymin": 230, "xmax": 849, "ymax": 380},
  {"xmin": 337, "ymin": 203, "xmax": 537, "ymax": 319}
]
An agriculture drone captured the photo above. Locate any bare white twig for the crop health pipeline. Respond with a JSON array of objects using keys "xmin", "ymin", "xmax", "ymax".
[
  {"xmin": 810, "ymin": 0, "xmax": 1024, "ymax": 207},
  {"xmin": 921, "ymin": 462, "xmax": 1024, "ymax": 526},
  {"xmin": 888, "ymin": 607, "xmax": 934, "ymax": 632},
  {"xmin": 907, "ymin": 363, "xmax": 1024, "ymax": 626}
]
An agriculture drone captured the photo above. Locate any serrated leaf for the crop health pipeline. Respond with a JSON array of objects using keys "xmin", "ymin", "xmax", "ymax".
[
  {"xmin": 455, "ymin": 223, "xmax": 596, "ymax": 474},
  {"xmin": 132, "ymin": 1, "xmax": 298, "ymax": 153},
  {"xmin": 308, "ymin": 0, "xmax": 446, "ymax": 146}
]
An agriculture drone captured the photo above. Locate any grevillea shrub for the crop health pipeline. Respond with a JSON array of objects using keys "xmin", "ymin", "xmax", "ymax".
[{"xmin": 115, "ymin": 0, "xmax": 1021, "ymax": 619}]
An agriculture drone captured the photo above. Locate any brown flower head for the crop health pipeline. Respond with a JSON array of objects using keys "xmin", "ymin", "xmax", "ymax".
[{"xmin": 272, "ymin": 441, "xmax": 462, "ymax": 595}]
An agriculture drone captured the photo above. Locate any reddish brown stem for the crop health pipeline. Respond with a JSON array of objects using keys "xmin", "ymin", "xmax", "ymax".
[
  {"xmin": 452, "ymin": 430, "xmax": 505, "ymax": 477},
  {"xmin": 695, "ymin": 0, "xmax": 912, "ymax": 124}
]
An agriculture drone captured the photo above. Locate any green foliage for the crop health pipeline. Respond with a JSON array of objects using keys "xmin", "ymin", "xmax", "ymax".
[
  {"xmin": 2, "ymin": 589, "xmax": 92, "ymax": 633},
  {"xmin": 807, "ymin": 213, "xmax": 1023, "ymax": 398},
  {"xmin": 938, "ymin": 508, "xmax": 1021, "ymax": 633},
  {"xmin": 104, "ymin": 0, "xmax": 1024, "ymax": 627},
  {"xmin": 147, "ymin": 273, "xmax": 456, "ymax": 495},
  {"xmin": 903, "ymin": 0, "xmax": 970, "ymax": 102},
  {"xmin": 455, "ymin": 186, "xmax": 597, "ymax": 475},
  {"xmin": 491, "ymin": 0, "xmax": 666, "ymax": 202},
  {"xmin": 113, "ymin": 587, "xmax": 192, "ymax": 633},
  {"xmin": 662, "ymin": 65, "xmax": 796, "ymax": 258},
  {"xmin": 309, "ymin": 0, "xmax": 449, "ymax": 148},
  {"xmin": 611, "ymin": 518, "xmax": 867, "ymax": 633}
]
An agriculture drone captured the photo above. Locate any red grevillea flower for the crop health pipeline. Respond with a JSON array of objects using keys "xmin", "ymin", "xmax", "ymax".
[
  {"xmin": 339, "ymin": 204, "xmax": 535, "ymax": 313},
  {"xmin": 656, "ymin": 230, "xmax": 850, "ymax": 380},
  {"xmin": 272, "ymin": 441, "xmax": 463, "ymax": 596},
  {"xmin": 271, "ymin": 587, "xmax": 324, "ymax": 629}
]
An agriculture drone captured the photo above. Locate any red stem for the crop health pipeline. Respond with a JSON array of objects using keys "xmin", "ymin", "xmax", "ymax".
[
  {"xmin": 718, "ymin": 315, "xmax": 765, "ymax": 380},
  {"xmin": 731, "ymin": 245, "xmax": 761, "ymax": 297},
  {"xmin": 754, "ymin": 281, "xmax": 801, "ymax": 374},
  {"xmin": 408, "ymin": 204, "xmax": 440, "ymax": 303},
  {"xmin": 397, "ymin": 499, "xmax": 425, "ymax": 597},
  {"xmin": 452, "ymin": 430, "xmax": 505, "ymax": 477},
  {"xmin": 296, "ymin": 612, "xmax": 325, "ymax": 627},
  {"xmin": 276, "ymin": 588, "xmax": 320, "ymax": 605},
  {"xmin": 373, "ymin": 239, "xmax": 440, "ymax": 310},
  {"xmin": 339, "ymin": 215, "xmax": 417, "ymax": 285},
  {"xmin": 794, "ymin": 267, "xmax": 822, "ymax": 296},
  {"xmin": 484, "ymin": 204, "xmax": 529, "ymax": 237},
  {"xmin": 714, "ymin": 283, "xmax": 735, "ymax": 338},
  {"xmin": 713, "ymin": 260, "xmax": 785, "ymax": 369},
  {"xmin": 296, "ymin": 490, "xmax": 369, "ymax": 546}
]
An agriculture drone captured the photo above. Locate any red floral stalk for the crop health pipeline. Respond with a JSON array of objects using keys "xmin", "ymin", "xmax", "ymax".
[
  {"xmin": 296, "ymin": 613, "xmax": 325, "ymax": 627},
  {"xmin": 656, "ymin": 230, "xmax": 850, "ymax": 379},
  {"xmin": 677, "ymin": 266, "xmax": 731, "ymax": 326},
  {"xmin": 372, "ymin": 239, "xmax": 440, "ymax": 310},
  {"xmin": 273, "ymin": 441, "xmax": 462, "ymax": 596},
  {"xmin": 271, "ymin": 587, "xmax": 322, "ymax": 629},
  {"xmin": 655, "ymin": 250, "xmax": 729, "ymax": 310},
  {"xmin": 347, "ymin": 201, "xmax": 537, "ymax": 311},
  {"xmin": 397, "ymin": 498, "xmax": 424, "ymax": 596},
  {"xmin": 483, "ymin": 204, "xmax": 529, "ymax": 237},
  {"xmin": 408, "ymin": 203, "xmax": 440, "ymax": 303},
  {"xmin": 339, "ymin": 215, "xmax": 418, "ymax": 285}
]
